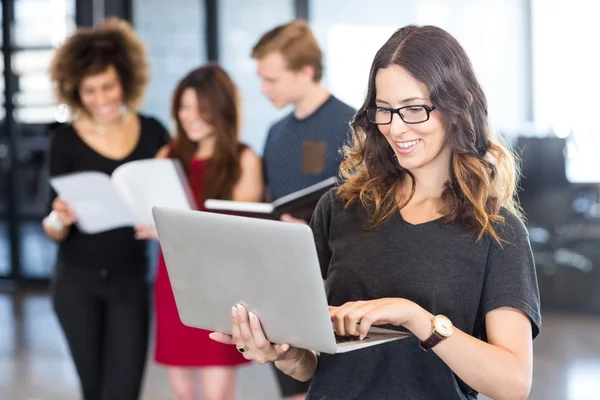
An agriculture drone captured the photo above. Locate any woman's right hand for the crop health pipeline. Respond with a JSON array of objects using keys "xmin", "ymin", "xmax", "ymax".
[
  {"xmin": 209, "ymin": 303, "xmax": 302, "ymax": 366},
  {"xmin": 51, "ymin": 197, "xmax": 77, "ymax": 227}
]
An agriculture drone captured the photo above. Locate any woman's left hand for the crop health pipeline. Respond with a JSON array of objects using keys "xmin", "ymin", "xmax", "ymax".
[
  {"xmin": 134, "ymin": 224, "xmax": 159, "ymax": 240},
  {"xmin": 329, "ymin": 298, "xmax": 419, "ymax": 339}
]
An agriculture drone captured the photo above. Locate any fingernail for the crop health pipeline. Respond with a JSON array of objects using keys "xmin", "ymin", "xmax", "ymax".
[
  {"xmin": 236, "ymin": 304, "xmax": 243, "ymax": 316},
  {"xmin": 281, "ymin": 344, "xmax": 290, "ymax": 351},
  {"xmin": 359, "ymin": 334, "xmax": 365, "ymax": 340},
  {"xmin": 208, "ymin": 332, "xmax": 215, "ymax": 339},
  {"xmin": 249, "ymin": 311, "xmax": 257, "ymax": 323},
  {"xmin": 231, "ymin": 306, "xmax": 237, "ymax": 318}
]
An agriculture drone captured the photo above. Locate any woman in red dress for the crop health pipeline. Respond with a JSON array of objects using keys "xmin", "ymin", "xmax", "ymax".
[{"xmin": 136, "ymin": 64, "xmax": 263, "ymax": 400}]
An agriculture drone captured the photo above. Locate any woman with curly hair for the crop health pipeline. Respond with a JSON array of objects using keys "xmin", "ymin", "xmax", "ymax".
[
  {"xmin": 42, "ymin": 18, "xmax": 169, "ymax": 400},
  {"xmin": 211, "ymin": 25, "xmax": 541, "ymax": 400}
]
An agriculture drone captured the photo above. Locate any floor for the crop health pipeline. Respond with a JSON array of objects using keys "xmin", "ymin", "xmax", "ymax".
[
  {"xmin": 1, "ymin": 292, "xmax": 600, "ymax": 400},
  {"xmin": 0, "ymin": 291, "xmax": 281, "ymax": 400}
]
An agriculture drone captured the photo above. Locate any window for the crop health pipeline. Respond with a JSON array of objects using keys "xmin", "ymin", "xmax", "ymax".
[
  {"xmin": 310, "ymin": 0, "xmax": 530, "ymax": 135},
  {"xmin": 532, "ymin": 0, "xmax": 600, "ymax": 183},
  {"xmin": 134, "ymin": 0, "xmax": 205, "ymax": 128},
  {"xmin": 219, "ymin": 0, "xmax": 294, "ymax": 154}
]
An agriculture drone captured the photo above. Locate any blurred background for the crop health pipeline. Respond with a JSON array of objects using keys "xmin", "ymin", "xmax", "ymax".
[{"xmin": 1, "ymin": 0, "xmax": 599, "ymax": 399}]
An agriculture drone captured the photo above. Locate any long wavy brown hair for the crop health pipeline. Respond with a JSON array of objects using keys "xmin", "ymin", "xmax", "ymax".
[
  {"xmin": 338, "ymin": 25, "xmax": 521, "ymax": 244},
  {"xmin": 169, "ymin": 64, "xmax": 242, "ymax": 200}
]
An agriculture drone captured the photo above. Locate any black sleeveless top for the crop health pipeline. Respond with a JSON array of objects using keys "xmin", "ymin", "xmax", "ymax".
[{"xmin": 48, "ymin": 114, "xmax": 170, "ymax": 273}]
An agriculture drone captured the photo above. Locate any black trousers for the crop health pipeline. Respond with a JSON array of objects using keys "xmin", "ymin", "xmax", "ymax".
[{"xmin": 51, "ymin": 263, "xmax": 150, "ymax": 400}]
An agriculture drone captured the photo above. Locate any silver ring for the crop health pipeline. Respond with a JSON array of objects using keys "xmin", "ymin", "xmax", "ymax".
[{"xmin": 237, "ymin": 345, "xmax": 249, "ymax": 353}]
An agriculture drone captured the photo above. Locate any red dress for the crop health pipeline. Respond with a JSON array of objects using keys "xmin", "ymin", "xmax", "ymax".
[{"xmin": 153, "ymin": 158, "xmax": 251, "ymax": 367}]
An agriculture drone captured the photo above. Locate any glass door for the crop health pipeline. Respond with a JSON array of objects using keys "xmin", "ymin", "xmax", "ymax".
[{"xmin": 1, "ymin": 0, "xmax": 76, "ymax": 281}]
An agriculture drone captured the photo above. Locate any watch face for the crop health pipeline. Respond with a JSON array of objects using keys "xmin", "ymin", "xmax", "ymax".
[{"xmin": 434, "ymin": 315, "xmax": 454, "ymax": 337}]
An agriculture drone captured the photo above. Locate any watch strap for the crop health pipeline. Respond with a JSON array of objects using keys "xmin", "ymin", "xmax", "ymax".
[{"xmin": 419, "ymin": 331, "xmax": 444, "ymax": 351}]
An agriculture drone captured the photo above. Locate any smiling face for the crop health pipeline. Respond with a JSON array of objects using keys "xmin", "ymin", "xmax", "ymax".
[
  {"xmin": 177, "ymin": 88, "xmax": 215, "ymax": 142},
  {"xmin": 78, "ymin": 65, "xmax": 124, "ymax": 124},
  {"xmin": 374, "ymin": 64, "xmax": 450, "ymax": 174}
]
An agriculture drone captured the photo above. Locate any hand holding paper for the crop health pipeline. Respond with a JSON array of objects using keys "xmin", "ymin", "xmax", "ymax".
[
  {"xmin": 50, "ymin": 159, "xmax": 194, "ymax": 234},
  {"xmin": 134, "ymin": 225, "xmax": 159, "ymax": 240},
  {"xmin": 52, "ymin": 197, "xmax": 78, "ymax": 227}
]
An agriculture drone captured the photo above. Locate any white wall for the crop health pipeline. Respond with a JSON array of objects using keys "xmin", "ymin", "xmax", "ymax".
[
  {"xmin": 133, "ymin": 0, "xmax": 205, "ymax": 131},
  {"xmin": 218, "ymin": 0, "xmax": 295, "ymax": 154},
  {"xmin": 310, "ymin": 0, "xmax": 530, "ymax": 136},
  {"xmin": 532, "ymin": 0, "xmax": 600, "ymax": 182}
]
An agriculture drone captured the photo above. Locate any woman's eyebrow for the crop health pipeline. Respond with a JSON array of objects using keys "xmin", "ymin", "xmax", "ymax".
[{"xmin": 375, "ymin": 97, "xmax": 427, "ymax": 105}]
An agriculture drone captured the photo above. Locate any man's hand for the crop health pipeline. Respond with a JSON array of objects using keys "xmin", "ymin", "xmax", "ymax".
[{"xmin": 280, "ymin": 213, "xmax": 308, "ymax": 225}]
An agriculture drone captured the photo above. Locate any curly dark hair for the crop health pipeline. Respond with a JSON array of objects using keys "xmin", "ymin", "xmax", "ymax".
[
  {"xmin": 49, "ymin": 17, "xmax": 149, "ymax": 112},
  {"xmin": 338, "ymin": 25, "xmax": 522, "ymax": 244}
]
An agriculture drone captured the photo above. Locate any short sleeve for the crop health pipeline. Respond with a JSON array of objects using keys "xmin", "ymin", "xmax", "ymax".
[
  {"xmin": 309, "ymin": 189, "xmax": 334, "ymax": 279},
  {"xmin": 47, "ymin": 129, "xmax": 72, "ymax": 213},
  {"xmin": 262, "ymin": 127, "xmax": 274, "ymax": 187},
  {"xmin": 482, "ymin": 209, "xmax": 542, "ymax": 338},
  {"xmin": 147, "ymin": 116, "xmax": 171, "ymax": 152},
  {"xmin": 262, "ymin": 154, "xmax": 269, "ymax": 187}
]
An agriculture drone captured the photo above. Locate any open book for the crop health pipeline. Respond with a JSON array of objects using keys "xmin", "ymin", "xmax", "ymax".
[
  {"xmin": 204, "ymin": 176, "xmax": 338, "ymax": 221},
  {"xmin": 50, "ymin": 159, "xmax": 195, "ymax": 234}
]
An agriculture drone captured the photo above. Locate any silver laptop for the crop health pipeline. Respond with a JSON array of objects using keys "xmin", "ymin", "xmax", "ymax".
[{"xmin": 152, "ymin": 206, "xmax": 411, "ymax": 354}]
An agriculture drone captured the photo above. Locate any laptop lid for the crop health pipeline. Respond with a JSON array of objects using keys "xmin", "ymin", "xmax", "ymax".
[{"xmin": 152, "ymin": 206, "xmax": 339, "ymax": 354}]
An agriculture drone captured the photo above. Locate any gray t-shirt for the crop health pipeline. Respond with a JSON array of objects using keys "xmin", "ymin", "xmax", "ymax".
[
  {"xmin": 262, "ymin": 95, "xmax": 355, "ymax": 201},
  {"xmin": 306, "ymin": 189, "xmax": 541, "ymax": 400}
]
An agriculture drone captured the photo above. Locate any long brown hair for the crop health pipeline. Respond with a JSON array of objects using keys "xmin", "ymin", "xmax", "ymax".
[
  {"xmin": 338, "ymin": 25, "xmax": 521, "ymax": 244},
  {"xmin": 170, "ymin": 64, "xmax": 242, "ymax": 200}
]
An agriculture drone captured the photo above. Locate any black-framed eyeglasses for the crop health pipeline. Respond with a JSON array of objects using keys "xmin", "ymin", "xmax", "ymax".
[{"xmin": 365, "ymin": 105, "xmax": 436, "ymax": 125}]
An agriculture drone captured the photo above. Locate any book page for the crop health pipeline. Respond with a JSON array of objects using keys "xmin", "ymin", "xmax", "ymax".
[
  {"xmin": 203, "ymin": 177, "xmax": 337, "ymax": 219},
  {"xmin": 271, "ymin": 176, "xmax": 338, "ymax": 210},
  {"xmin": 203, "ymin": 200, "xmax": 274, "ymax": 214},
  {"xmin": 111, "ymin": 159, "xmax": 195, "ymax": 226},
  {"xmin": 50, "ymin": 172, "xmax": 137, "ymax": 234}
]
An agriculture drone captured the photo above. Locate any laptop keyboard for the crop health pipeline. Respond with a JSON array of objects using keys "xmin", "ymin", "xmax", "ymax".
[{"xmin": 334, "ymin": 333, "xmax": 369, "ymax": 343}]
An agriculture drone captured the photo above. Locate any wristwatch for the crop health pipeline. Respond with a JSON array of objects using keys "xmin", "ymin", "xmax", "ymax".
[{"xmin": 419, "ymin": 315, "xmax": 454, "ymax": 351}]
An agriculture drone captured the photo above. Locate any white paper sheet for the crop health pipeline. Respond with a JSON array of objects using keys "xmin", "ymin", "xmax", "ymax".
[
  {"xmin": 50, "ymin": 172, "xmax": 137, "ymax": 234},
  {"xmin": 111, "ymin": 159, "xmax": 194, "ymax": 226},
  {"xmin": 50, "ymin": 159, "xmax": 194, "ymax": 234}
]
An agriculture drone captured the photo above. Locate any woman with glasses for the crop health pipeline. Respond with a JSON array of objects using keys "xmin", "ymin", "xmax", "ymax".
[{"xmin": 211, "ymin": 25, "xmax": 541, "ymax": 400}]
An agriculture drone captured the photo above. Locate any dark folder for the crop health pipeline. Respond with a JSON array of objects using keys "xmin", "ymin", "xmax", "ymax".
[{"xmin": 203, "ymin": 176, "xmax": 338, "ymax": 221}]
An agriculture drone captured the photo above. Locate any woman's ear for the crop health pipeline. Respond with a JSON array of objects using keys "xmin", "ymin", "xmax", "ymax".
[{"xmin": 466, "ymin": 92, "xmax": 473, "ymax": 105}]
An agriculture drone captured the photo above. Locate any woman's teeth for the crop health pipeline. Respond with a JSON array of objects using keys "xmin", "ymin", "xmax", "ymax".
[{"xmin": 397, "ymin": 139, "xmax": 420, "ymax": 148}]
